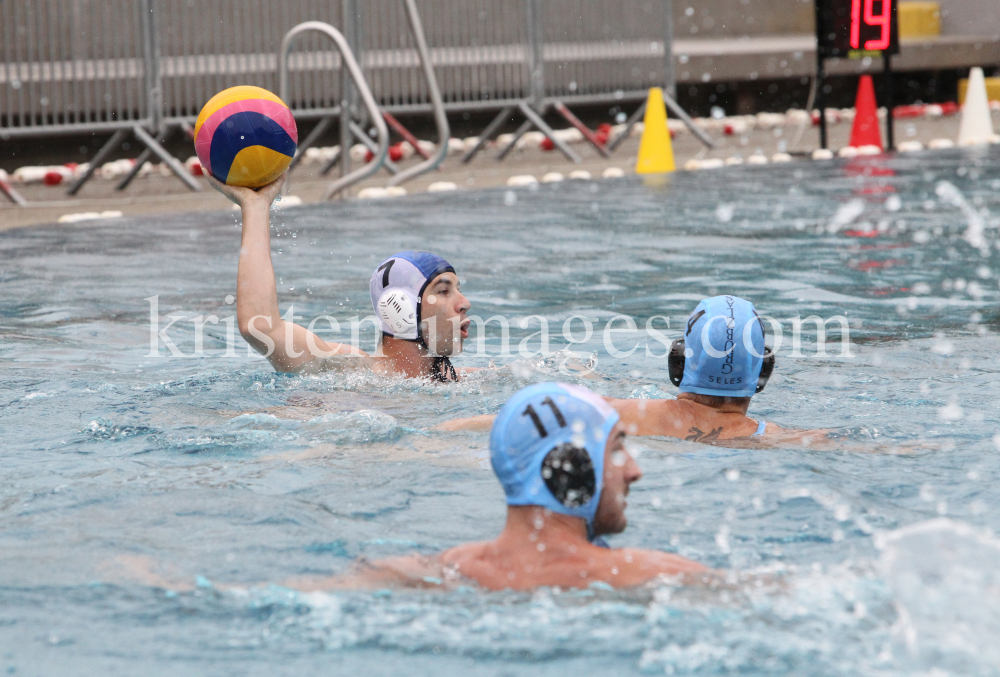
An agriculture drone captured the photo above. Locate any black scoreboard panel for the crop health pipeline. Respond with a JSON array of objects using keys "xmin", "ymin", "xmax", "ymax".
[{"xmin": 816, "ymin": 0, "xmax": 900, "ymax": 58}]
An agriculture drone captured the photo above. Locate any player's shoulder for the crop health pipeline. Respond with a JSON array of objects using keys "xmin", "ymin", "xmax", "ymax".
[{"xmin": 647, "ymin": 398, "xmax": 692, "ymax": 429}]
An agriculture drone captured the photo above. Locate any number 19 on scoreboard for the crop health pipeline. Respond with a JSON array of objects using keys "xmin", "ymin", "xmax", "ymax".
[
  {"xmin": 851, "ymin": 0, "xmax": 893, "ymax": 51},
  {"xmin": 814, "ymin": 0, "xmax": 899, "ymax": 150},
  {"xmin": 817, "ymin": 0, "xmax": 899, "ymax": 58}
]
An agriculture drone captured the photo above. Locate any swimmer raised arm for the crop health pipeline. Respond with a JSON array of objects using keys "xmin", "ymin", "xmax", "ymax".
[
  {"xmin": 208, "ymin": 174, "xmax": 354, "ymax": 372},
  {"xmin": 208, "ymin": 176, "xmax": 472, "ymax": 380}
]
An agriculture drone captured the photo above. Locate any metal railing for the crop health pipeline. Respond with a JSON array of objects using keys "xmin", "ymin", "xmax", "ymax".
[
  {"xmin": 362, "ymin": 0, "xmax": 531, "ymax": 112},
  {"xmin": 384, "ymin": 0, "xmax": 450, "ymax": 187},
  {"xmin": 1, "ymin": 0, "xmax": 682, "ymax": 199},
  {"xmin": 157, "ymin": 0, "xmax": 348, "ymax": 124},
  {"xmin": 1, "ymin": 0, "xmax": 151, "ymax": 136},
  {"xmin": 3, "ymin": 0, "xmax": 676, "ymax": 131},
  {"xmin": 0, "ymin": 0, "xmax": 201, "ymax": 195},
  {"xmin": 279, "ymin": 21, "xmax": 388, "ymax": 199},
  {"xmin": 278, "ymin": 0, "xmax": 449, "ymax": 198},
  {"xmin": 540, "ymin": 0, "xmax": 674, "ymax": 104}
]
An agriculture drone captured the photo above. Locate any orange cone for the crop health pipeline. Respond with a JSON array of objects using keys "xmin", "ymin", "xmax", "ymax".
[{"xmin": 848, "ymin": 75, "xmax": 883, "ymax": 150}]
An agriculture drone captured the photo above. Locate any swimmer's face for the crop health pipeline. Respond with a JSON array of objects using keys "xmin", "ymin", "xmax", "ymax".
[
  {"xmin": 591, "ymin": 422, "xmax": 642, "ymax": 536},
  {"xmin": 420, "ymin": 272, "xmax": 471, "ymax": 356}
]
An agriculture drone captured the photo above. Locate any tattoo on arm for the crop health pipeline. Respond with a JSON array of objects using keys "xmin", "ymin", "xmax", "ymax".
[{"xmin": 686, "ymin": 426, "xmax": 723, "ymax": 443}]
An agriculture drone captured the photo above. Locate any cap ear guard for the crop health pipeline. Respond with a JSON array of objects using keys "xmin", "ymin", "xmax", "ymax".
[
  {"xmin": 668, "ymin": 338, "xmax": 776, "ymax": 393},
  {"xmin": 376, "ymin": 289, "xmax": 417, "ymax": 338},
  {"xmin": 756, "ymin": 345, "xmax": 775, "ymax": 394},
  {"xmin": 668, "ymin": 338, "xmax": 686, "ymax": 387},
  {"xmin": 540, "ymin": 443, "xmax": 596, "ymax": 508}
]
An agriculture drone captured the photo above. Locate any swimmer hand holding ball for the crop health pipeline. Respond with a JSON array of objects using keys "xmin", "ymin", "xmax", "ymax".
[{"xmin": 194, "ymin": 86, "xmax": 297, "ymax": 188}]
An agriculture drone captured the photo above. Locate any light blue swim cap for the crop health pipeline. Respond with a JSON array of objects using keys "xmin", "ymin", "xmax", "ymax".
[
  {"xmin": 490, "ymin": 383, "xmax": 620, "ymax": 535},
  {"xmin": 679, "ymin": 295, "xmax": 766, "ymax": 398}
]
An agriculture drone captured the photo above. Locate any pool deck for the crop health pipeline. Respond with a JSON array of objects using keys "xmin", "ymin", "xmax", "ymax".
[{"xmin": 0, "ymin": 112, "xmax": 974, "ymax": 231}]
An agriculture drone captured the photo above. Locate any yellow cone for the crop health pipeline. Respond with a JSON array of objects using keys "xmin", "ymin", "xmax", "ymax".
[{"xmin": 636, "ymin": 87, "xmax": 675, "ymax": 174}]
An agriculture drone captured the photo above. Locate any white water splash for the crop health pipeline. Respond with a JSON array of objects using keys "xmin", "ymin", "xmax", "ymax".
[
  {"xmin": 877, "ymin": 518, "xmax": 1000, "ymax": 670},
  {"xmin": 935, "ymin": 181, "xmax": 988, "ymax": 249},
  {"xmin": 715, "ymin": 203, "xmax": 735, "ymax": 223},
  {"xmin": 827, "ymin": 199, "xmax": 866, "ymax": 233}
]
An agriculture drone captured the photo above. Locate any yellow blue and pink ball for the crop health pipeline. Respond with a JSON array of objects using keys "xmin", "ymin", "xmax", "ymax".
[{"xmin": 194, "ymin": 86, "xmax": 297, "ymax": 188}]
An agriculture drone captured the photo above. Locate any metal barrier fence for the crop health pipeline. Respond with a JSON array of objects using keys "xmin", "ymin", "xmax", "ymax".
[
  {"xmin": 360, "ymin": 0, "xmax": 673, "ymax": 112},
  {"xmin": 540, "ymin": 0, "xmax": 673, "ymax": 105},
  {"xmin": 1, "ymin": 0, "xmax": 673, "ymax": 138},
  {"xmin": 364, "ymin": 0, "xmax": 531, "ymax": 112},
  {"xmin": 157, "ymin": 0, "xmax": 347, "ymax": 124},
  {"xmin": 1, "ymin": 0, "xmax": 153, "ymax": 136},
  {"xmin": 279, "ymin": 20, "xmax": 389, "ymax": 198}
]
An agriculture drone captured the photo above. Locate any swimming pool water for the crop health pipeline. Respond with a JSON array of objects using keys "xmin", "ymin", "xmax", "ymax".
[{"xmin": 3, "ymin": 148, "xmax": 1000, "ymax": 675}]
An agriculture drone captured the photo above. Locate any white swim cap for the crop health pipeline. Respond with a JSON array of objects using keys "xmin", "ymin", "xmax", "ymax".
[{"xmin": 369, "ymin": 251, "xmax": 455, "ymax": 342}]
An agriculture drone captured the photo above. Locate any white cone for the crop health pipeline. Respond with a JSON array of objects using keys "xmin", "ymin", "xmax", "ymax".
[{"xmin": 958, "ymin": 67, "xmax": 995, "ymax": 146}]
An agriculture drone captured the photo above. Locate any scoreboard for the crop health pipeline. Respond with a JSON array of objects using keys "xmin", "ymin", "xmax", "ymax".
[
  {"xmin": 816, "ymin": 0, "xmax": 900, "ymax": 59},
  {"xmin": 813, "ymin": 0, "xmax": 899, "ymax": 149}
]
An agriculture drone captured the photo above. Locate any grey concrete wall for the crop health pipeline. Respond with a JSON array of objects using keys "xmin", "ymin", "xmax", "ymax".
[
  {"xmin": 672, "ymin": 0, "xmax": 815, "ymax": 37},
  {"xmin": 937, "ymin": 0, "xmax": 1000, "ymax": 38}
]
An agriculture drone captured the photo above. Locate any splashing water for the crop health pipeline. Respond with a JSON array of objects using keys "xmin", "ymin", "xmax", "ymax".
[{"xmin": 2, "ymin": 150, "xmax": 1000, "ymax": 674}]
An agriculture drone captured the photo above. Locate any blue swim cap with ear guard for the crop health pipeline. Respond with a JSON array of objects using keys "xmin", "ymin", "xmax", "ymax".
[
  {"xmin": 679, "ymin": 295, "xmax": 767, "ymax": 398},
  {"xmin": 369, "ymin": 251, "xmax": 455, "ymax": 342},
  {"xmin": 490, "ymin": 383, "xmax": 620, "ymax": 537}
]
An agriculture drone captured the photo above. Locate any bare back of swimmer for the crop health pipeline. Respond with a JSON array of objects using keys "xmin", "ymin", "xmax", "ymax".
[
  {"xmin": 436, "ymin": 296, "xmax": 830, "ymax": 447},
  {"xmin": 607, "ymin": 295, "xmax": 830, "ymax": 446},
  {"xmin": 208, "ymin": 175, "xmax": 471, "ymax": 381}
]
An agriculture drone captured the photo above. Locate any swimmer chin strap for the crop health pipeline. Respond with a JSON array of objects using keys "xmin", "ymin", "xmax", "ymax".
[
  {"xmin": 667, "ymin": 296, "xmax": 776, "ymax": 396},
  {"xmin": 490, "ymin": 383, "xmax": 619, "ymax": 542},
  {"xmin": 369, "ymin": 251, "xmax": 459, "ymax": 382}
]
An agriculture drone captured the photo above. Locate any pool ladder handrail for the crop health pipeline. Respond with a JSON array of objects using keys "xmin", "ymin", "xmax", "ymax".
[
  {"xmin": 278, "ymin": 0, "xmax": 450, "ymax": 198},
  {"xmin": 385, "ymin": 0, "xmax": 450, "ymax": 187},
  {"xmin": 279, "ymin": 21, "xmax": 389, "ymax": 199}
]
